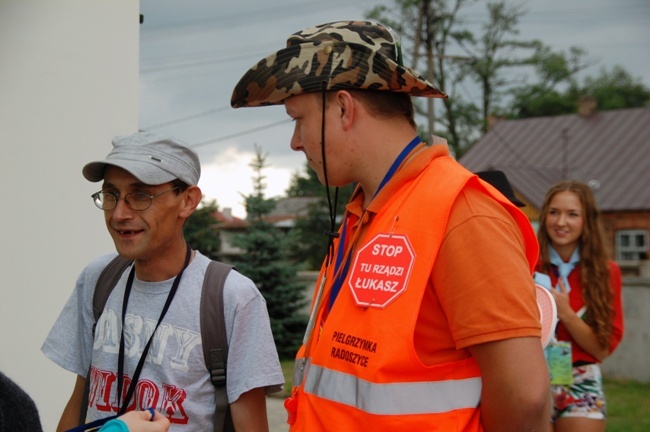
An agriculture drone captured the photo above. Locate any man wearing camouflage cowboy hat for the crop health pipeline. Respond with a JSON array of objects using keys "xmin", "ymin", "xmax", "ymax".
[{"xmin": 232, "ymin": 21, "xmax": 550, "ymax": 431}]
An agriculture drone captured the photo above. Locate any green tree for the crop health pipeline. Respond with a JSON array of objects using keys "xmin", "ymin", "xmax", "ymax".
[
  {"xmin": 366, "ymin": 0, "xmax": 649, "ymax": 153},
  {"xmin": 458, "ymin": 2, "xmax": 544, "ymax": 134},
  {"xmin": 367, "ymin": 0, "xmax": 558, "ymax": 156},
  {"xmin": 579, "ymin": 65, "xmax": 650, "ymax": 111},
  {"xmin": 509, "ymin": 65, "xmax": 649, "ymax": 118},
  {"xmin": 285, "ymin": 162, "xmax": 355, "ymax": 270},
  {"xmin": 285, "ymin": 163, "xmax": 325, "ymax": 197},
  {"xmin": 184, "ymin": 198, "xmax": 221, "ymax": 261},
  {"xmin": 367, "ymin": 0, "xmax": 476, "ymax": 153},
  {"xmin": 508, "ymin": 45, "xmax": 591, "ymax": 118},
  {"xmin": 233, "ymin": 145, "xmax": 308, "ymax": 358}
]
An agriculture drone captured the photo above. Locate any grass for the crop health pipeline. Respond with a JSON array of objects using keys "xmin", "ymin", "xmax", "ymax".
[
  {"xmin": 281, "ymin": 360, "xmax": 294, "ymax": 384},
  {"xmin": 604, "ymin": 377, "xmax": 650, "ymax": 432},
  {"xmin": 277, "ymin": 359, "xmax": 294, "ymax": 397},
  {"xmin": 280, "ymin": 361, "xmax": 650, "ymax": 430}
]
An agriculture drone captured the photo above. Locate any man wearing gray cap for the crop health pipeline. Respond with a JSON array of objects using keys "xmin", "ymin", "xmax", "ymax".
[
  {"xmin": 42, "ymin": 132, "xmax": 284, "ymax": 431},
  {"xmin": 232, "ymin": 21, "xmax": 550, "ymax": 431}
]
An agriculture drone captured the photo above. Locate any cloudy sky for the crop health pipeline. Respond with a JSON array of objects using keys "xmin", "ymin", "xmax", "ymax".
[{"xmin": 139, "ymin": 0, "xmax": 650, "ymax": 217}]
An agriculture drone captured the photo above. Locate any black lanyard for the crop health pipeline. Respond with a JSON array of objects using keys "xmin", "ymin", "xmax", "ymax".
[
  {"xmin": 116, "ymin": 245, "xmax": 192, "ymax": 415},
  {"xmin": 66, "ymin": 246, "xmax": 192, "ymax": 432}
]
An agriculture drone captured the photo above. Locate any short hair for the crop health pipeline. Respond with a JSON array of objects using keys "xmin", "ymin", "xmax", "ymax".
[
  {"xmin": 171, "ymin": 178, "xmax": 190, "ymax": 194},
  {"xmin": 349, "ymin": 90, "xmax": 416, "ymax": 128}
]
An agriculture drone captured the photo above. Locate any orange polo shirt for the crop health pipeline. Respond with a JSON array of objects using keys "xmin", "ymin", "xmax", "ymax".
[{"xmin": 344, "ymin": 143, "xmax": 541, "ymax": 366}]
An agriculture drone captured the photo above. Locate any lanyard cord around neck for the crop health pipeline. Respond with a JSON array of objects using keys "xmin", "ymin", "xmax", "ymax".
[
  {"xmin": 320, "ymin": 82, "xmax": 341, "ymax": 268},
  {"xmin": 116, "ymin": 244, "xmax": 192, "ymax": 415},
  {"xmin": 326, "ymin": 135, "xmax": 422, "ymax": 311},
  {"xmin": 301, "ymin": 135, "xmax": 422, "ymax": 368}
]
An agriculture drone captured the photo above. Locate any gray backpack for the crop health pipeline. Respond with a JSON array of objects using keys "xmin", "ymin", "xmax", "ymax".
[{"xmin": 81, "ymin": 255, "xmax": 235, "ymax": 432}]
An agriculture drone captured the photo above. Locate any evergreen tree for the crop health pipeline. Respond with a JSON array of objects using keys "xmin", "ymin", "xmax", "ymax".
[
  {"xmin": 286, "ymin": 162, "xmax": 355, "ymax": 270},
  {"xmin": 184, "ymin": 198, "xmax": 221, "ymax": 261},
  {"xmin": 233, "ymin": 145, "xmax": 308, "ymax": 358}
]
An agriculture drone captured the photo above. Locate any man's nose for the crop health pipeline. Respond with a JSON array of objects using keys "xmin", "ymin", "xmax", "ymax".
[{"xmin": 111, "ymin": 197, "xmax": 134, "ymax": 219}]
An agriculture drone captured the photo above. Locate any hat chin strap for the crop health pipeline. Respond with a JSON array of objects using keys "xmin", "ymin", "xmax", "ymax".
[{"xmin": 320, "ymin": 82, "xmax": 340, "ymax": 266}]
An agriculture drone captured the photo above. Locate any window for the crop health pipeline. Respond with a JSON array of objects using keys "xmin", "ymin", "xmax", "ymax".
[{"xmin": 616, "ymin": 230, "xmax": 649, "ymax": 260}]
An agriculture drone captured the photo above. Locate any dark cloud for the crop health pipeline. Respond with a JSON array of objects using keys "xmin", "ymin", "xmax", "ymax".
[{"xmin": 139, "ymin": 0, "xmax": 650, "ymax": 215}]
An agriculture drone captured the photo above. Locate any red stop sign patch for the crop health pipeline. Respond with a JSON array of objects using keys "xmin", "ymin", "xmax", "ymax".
[{"xmin": 348, "ymin": 233, "xmax": 415, "ymax": 309}]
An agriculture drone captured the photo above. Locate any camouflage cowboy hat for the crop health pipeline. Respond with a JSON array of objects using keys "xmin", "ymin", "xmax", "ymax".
[{"xmin": 231, "ymin": 20, "xmax": 447, "ymax": 108}]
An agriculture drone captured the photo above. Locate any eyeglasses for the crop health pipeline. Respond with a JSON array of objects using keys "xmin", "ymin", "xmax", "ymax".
[{"xmin": 91, "ymin": 187, "xmax": 180, "ymax": 211}]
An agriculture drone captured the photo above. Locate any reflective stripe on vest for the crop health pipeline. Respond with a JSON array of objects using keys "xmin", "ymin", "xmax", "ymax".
[
  {"xmin": 293, "ymin": 357, "xmax": 309, "ymax": 388},
  {"xmin": 288, "ymin": 151, "xmax": 537, "ymax": 430},
  {"xmin": 303, "ymin": 362, "xmax": 482, "ymax": 415}
]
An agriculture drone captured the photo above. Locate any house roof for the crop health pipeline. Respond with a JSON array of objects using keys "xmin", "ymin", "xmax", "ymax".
[
  {"xmin": 215, "ymin": 197, "xmax": 322, "ymax": 230},
  {"xmin": 214, "ymin": 209, "xmax": 247, "ymax": 229},
  {"xmin": 269, "ymin": 196, "xmax": 321, "ymax": 217},
  {"xmin": 459, "ymin": 107, "xmax": 650, "ymax": 211},
  {"xmin": 266, "ymin": 196, "xmax": 322, "ymax": 227}
]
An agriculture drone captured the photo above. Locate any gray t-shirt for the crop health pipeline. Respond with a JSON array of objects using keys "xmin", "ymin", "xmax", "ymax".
[{"xmin": 42, "ymin": 251, "xmax": 284, "ymax": 431}]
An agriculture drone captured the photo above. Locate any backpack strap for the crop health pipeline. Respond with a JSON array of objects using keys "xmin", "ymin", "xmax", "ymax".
[
  {"xmin": 93, "ymin": 256, "xmax": 133, "ymax": 324},
  {"xmin": 201, "ymin": 260, "xmax": 235, "ymax": 432},
  {"xmin": 82, "ymin": 256, "xmax": 235, "ymax": 432},
  {"xmin": 80, "ymin": 255, "xmax": 133, "ymax": 425}
]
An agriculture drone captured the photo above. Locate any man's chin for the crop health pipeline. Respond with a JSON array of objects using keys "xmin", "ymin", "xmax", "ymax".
[{"xmin": 112, "ymin": 243, "xmax": 141, "ymax": 260}]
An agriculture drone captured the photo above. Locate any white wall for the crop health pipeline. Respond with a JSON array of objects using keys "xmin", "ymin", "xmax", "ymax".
[{"xmin": 0, "ymin": 1, "xmax": 139, "ymax": 430}]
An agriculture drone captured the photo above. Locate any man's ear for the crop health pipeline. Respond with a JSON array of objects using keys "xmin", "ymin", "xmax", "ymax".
[
  {"xmin": 336, "ymin": 90, "xmax": 355, "ymax": 130},
  {"xmin": 180, "ymin": 185, "xmax": 202, "ymax": 218}
]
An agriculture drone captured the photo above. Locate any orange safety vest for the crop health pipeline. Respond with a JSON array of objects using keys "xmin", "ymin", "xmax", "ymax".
[{"xmin": 286, "ymin": 155, "xmax": 538, "ymax": 431}]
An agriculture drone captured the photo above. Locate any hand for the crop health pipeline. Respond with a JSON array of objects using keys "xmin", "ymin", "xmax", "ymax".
[
  {"xmin": 115, "ymin": 410, "xmax": 170, "ymax": 432},
  {"xmin": 550, "ymin": 277, "xmax": 612, "ymax": 361},
  {"xmin": 551, "ymin": 278, "xmax": 573, "ymax": 322}
]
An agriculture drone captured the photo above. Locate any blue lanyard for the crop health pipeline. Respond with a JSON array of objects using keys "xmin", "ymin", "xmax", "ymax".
[
  {"xmin": 374, "ymin": 135, "xmax": 422, "ymax": 199},
  {"xmin": 327, "ymin": 136, "xmax": 421, "ymax": 311}
]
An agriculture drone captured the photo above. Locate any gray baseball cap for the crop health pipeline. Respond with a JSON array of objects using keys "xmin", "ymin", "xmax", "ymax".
[{"xmin": 83, "ymin": 131, "xmax": 201, "ymax": 186}]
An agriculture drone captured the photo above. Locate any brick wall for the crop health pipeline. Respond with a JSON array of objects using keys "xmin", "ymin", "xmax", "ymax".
[{"xmin": 601, "ymin": 210, "xmax": 650, "ymax": 261}]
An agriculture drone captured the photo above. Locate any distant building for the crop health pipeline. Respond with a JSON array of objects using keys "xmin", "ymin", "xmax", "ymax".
[
  {"xmin": 459, "ymin": 105, "xmax": 650, "ymax": 273},
  {"xmin": 214, "ymin": 207, "xmax": 248, "ymax": 261},
  {"xmin": 265, "ymin": 196, "xmax": 321, "ymax": 229},
  {"xmin": 215, "ymin": 196, "xmax": 320, "ymax": 260}
]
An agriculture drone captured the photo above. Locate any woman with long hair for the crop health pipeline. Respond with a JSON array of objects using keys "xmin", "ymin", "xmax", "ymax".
[{"xmin": 537, "ymin": 180, "xmax": 624, "ymax": 432}]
